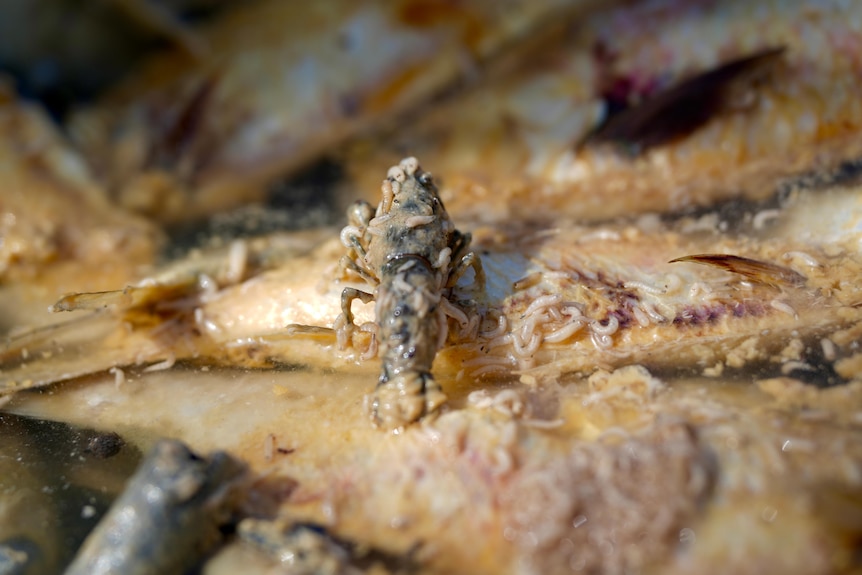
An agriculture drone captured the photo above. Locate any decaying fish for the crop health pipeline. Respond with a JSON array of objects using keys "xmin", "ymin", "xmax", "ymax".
[
  {"xmin": 2, "ymin": 169, "xmax": 860, "ymax": 397},
  {"xmin": 342, "ymin": 0, "xmax": 862, "ymax": 224},
  {"xmin": 2, "ymin": 179, "xmax": 861, "ymax": 574},
  {"xmin": 0, "ymin": 228, "xmax": 328, "ymax": 390},
  {"xmin": 68, "ymin": 0, "xmax": 595, "ymax": 221},
  {"xmin": 2, "ymin": 0, "xmax": 862, "ymax": 573},
  {"xmin": 293, "ymin": 157, "xmax": 484, "ymax": 429},
  {"xmin": 8, "ymin": 353, "xmax": 862, "ymax": 574},
  {"xmin": 0, "ymin": 90, "xmax": 159, "ymax": 285},
  {"xmin": 65, "ymin": 439, "xmax": 248, "ymax": 575}
]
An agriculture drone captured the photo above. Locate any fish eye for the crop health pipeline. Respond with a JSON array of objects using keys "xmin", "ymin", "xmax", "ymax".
[{"xmin": 418, "ymin": 172, "xmax": 433, "ymax": 186}]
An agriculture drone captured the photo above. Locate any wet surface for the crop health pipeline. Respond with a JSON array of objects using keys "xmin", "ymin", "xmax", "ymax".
[{"xmin": 0, "ymin": 413, "xmax": 141, "ymax": 573}]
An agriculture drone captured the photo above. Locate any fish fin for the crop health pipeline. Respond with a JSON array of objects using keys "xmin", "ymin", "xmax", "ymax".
[
  {"xmin": 50, "ymin": 289, "xmax": 133, "ymax": 312},
  {"xmin": 583, "ymin": 46, "xmax": 785, "ymax": 153},
  {"xmin": 284, "ymin": 324, "xmax": 336, "ymax": 339},
  {"xmin": 669, "ymin": 253, "xmax": 806, "ymax": 287}
]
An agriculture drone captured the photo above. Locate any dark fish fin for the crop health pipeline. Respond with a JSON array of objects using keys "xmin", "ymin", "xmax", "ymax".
[
  {"xmin": 669, "ymin": 253, "xmax": 806, "ymax": 287},
  {"xmin": 147, "ymin": 70, "xmax": 222, "ymax": 172},
  {"xmin": 584, "ymin": 46, "xmax": 785, "ymax": 154}
]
